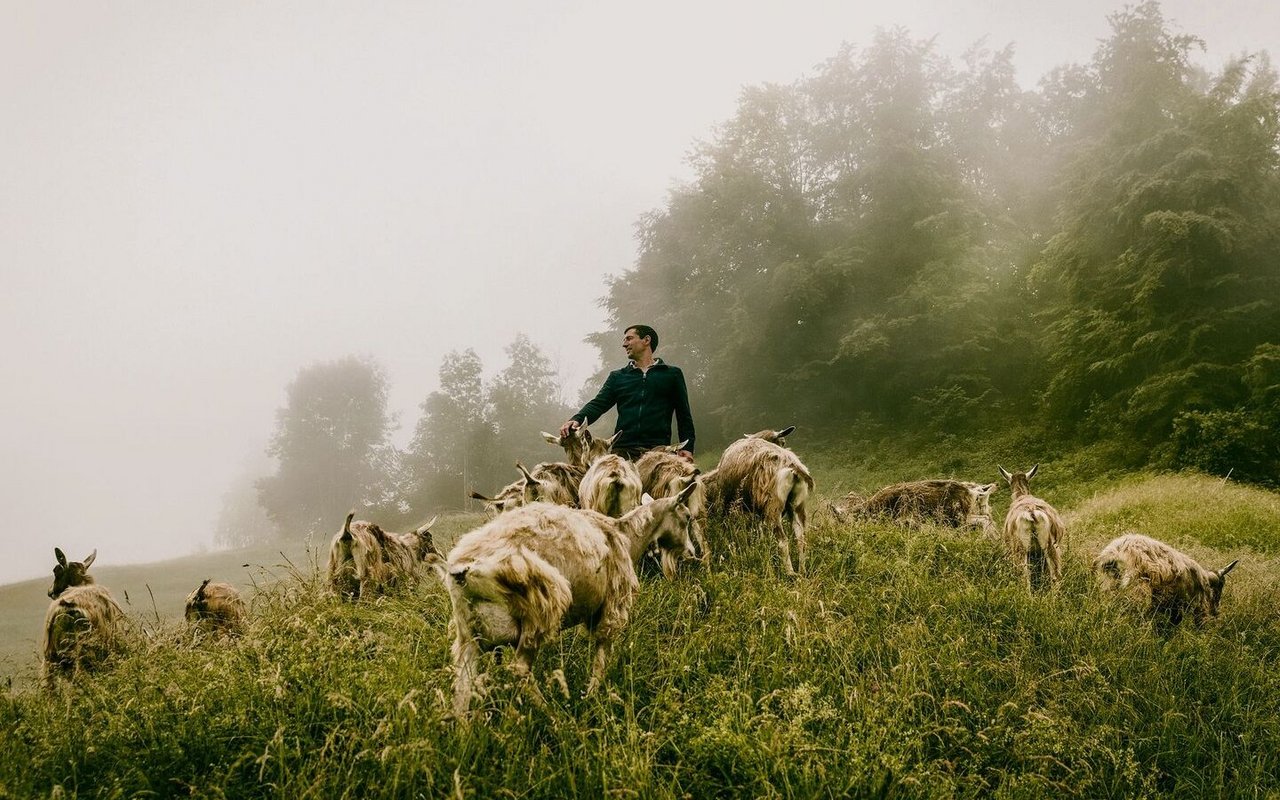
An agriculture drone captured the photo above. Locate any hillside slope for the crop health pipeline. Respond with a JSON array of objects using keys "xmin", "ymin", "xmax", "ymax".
[{"xmin": 2, "ymin": 476, "xmax": 1278, "ymax": 798}]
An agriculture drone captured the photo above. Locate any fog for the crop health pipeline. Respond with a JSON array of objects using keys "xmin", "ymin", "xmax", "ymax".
[{"xmin": 2, "ymin": 0, "xmax": 1275, "ymax": 585}]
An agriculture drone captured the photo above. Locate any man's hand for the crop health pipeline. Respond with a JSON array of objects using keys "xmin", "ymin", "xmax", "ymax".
[
  {"xmin": 677, "ymin": 449, "xmax": 695, "ymax": 463},
  {"xmin": 559, "ymin": 419, "xmax": 581, "ymax": 438}
]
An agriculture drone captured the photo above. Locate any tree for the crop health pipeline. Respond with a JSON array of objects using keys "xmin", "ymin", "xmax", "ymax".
[
  {"xmin": 404, "ymin": 349, "xmax": 497, "ymax": 513},
  {"xmin": 256, "ymin": 356, "xmax": 394, "ymax": 539},
  {"xmin": 1033, "ymin": 3, "xmax": 1280, "ymax": 452},
  {"xmin": 213, "ymin": 467, "xmax": 274, "ymax": 549},
  {"xmin": 489, "ymin": 334, "xmax": 573, "ymax": 468}
]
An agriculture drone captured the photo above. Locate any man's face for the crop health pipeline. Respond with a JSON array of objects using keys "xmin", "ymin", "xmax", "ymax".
[{"xmin": 623, "ymin": 329, "xmax": 649, "ymax": 360}]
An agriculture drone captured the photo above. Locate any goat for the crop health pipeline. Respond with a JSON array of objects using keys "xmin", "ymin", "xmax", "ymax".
[
  {"xmin": 469, "ymin": 479, "xmax": 526, "ymax": 515},
  {"xmin": 42, "ymin": 548, "xmax": 125, "ymax": 687},
  {"xmin": 742, "ymin": 426, "xmax": 796, "ymax": 447},
  {"xmin": 636, "ymin": 442, "xmax": 709, "ymax": 560},
  {"xmin": 326, "ymin": 512, "xmax": 439, "ymax": 600},
  {"xmin": 519, "ymin": 462, "xmax": 583, "ymax": 507},
  {"xmin": 834, "ymin": 479, "xmax": 997, "ymax": 533},
  {"xmin": 436, "ymin": 482, "xmax": 699, "ymax": 716},
  {"xmin": 705, "ymin": 428, "xmax": 813, "ymax": 575},
  {"xmin": 472, "ymin": 462, "xmax": 585, "ymax": 516},
  {"xmin": 578, "ymin": 453, "xmax": 644, "ymax": 518},
  {"xmin": 185, "ymin": 579, "xmax": 247, "ymax": 635},
  {"xmin": 1094, "ymin": 533, "xmax": 1239, "ymax": 627},
  {"xmin": 998, "ymin": 465, "xmax": 1067, "ymax": 589},
  {"xmin": 541, "ymin": 425, "xmax": 618, "ymax": 470}
]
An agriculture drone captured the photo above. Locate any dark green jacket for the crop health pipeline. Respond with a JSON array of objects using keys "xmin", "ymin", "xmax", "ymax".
[{"xmin": 572, "ymin": 360, "xmax": 696, "ymax": 453}]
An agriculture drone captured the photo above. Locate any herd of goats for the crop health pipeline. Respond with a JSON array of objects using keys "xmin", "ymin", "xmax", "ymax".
[{"xmin": 40, "ymin": 425, "xmax": 1240, "ymax": 715}]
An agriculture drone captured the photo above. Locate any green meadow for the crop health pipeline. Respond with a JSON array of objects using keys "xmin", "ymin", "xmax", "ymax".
[{"xmin": 3, "ymin": 471, "xmax": 1279, "ymax": 799}]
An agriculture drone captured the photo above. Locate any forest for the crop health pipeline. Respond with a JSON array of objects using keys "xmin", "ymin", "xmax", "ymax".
[{"xmin": 226, "ymin": 3, "xmax": 1278, "ymax": 545}]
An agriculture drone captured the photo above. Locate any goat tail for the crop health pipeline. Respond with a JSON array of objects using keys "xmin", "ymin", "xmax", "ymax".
[{"xmin": 776, "ymin": 467, "xmax": 809, "ymax": 520}]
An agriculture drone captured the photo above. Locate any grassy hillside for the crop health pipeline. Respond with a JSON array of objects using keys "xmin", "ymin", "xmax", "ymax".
[{"xmin": 2, "ymin": 475, "xmax": 1279, "ymax": 798}]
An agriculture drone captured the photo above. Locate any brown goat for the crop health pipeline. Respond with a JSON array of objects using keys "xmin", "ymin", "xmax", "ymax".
[
  {"xmin": 999, "ymin": 465, "xmax": 1067, "ymax": 589},
  {"xmin": 42, "ymin": 548, "xmax": 125, "ymax": 687},
  {"xmin": 541, "ymin": 425, "xmax": 618, "ymax": 470},
  {"xmin": 327, "ymin": 512, "xmax": 439, "ymax": 600},
  {"xmin": 834, "ymin": 479, "xmax": 997, "ymax": 532},
  {"xmin": 706, "ymin": 429, "xmax": 813, "ymax": 575},
  {"xmin": 1094, "ymin": 533, "xmax": 1239, "ymax": 627},
  {"xmin": 185, "ymin": 579, "xmax": 248, "ymax": 634}
]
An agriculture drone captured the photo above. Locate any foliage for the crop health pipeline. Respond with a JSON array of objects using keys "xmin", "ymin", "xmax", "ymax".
[
  {"xmin": 255, "ymin": 356, "xmax": 395, "ymax": 539},
  {"xmin": 401, "ymin": 336, "xmax": 573, "ymax": 518},
  {"xmin": 591, "ymin": 2, "xmax": 1279, "ymax": 485}
]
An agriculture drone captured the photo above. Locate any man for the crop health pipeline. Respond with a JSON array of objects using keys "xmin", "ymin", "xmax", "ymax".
[{"xmin": 559, "ymin": 324, "xmax": 695, "ymax": 462}]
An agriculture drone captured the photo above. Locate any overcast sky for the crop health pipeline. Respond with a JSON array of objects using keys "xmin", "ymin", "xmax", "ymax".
[{"xmin": 3, "ymin": 0, "xmax": 1276, "ymax": 585}]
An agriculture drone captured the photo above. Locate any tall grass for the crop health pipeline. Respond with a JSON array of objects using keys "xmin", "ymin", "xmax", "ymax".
[{"xmin": 2, "ymin": 475, "xmax": 1279, "ymax": 798}]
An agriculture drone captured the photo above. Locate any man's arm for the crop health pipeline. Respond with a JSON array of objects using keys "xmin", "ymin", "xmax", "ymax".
[
  {"xmin": 572, "ymin": 372, "xmax": 619, "ymax": 427},
  {"xmin": 672, "ymin": 368, "xmax": 695, "ymax": 455}
]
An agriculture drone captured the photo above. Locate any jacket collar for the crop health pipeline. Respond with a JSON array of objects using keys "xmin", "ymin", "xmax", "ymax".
[{"xmin": 626, "ymin": 357, "xmax": 665, "ymax": 371}]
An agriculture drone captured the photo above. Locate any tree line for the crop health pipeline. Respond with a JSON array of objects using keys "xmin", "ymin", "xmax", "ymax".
[
  {"xmin": 217, "ymin": 336, "xmax": 573, "ymax": 546},
  {"xmin": 218, "ymin": 3, "xmax": 1279, "ymax": 547},
  {"xmin": 594, "ymin": 2, "xmax": 1278, "ymax": 484}
]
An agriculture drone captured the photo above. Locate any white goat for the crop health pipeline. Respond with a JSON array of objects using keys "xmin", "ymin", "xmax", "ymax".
[
  {"xmin": 998, "ymin": 465, "xmax": 1067, "ymax": 589},
  {"xmin": 327, "ymin": 512, "xmax": 439, "ymax": 600},
  {"xmin": 578, "ymin": 453, "xmax": 644, "ymax": 518},
  {"xmin": 636, "ymin": 442, "xmax": 708, "ymax": 561},
  {"xmin": 42, "ymin": 548, "xmax": 126, "ymax": 687},
  {"xmin": 436, "ymin": 484, "xmax": 699, "ymax": 716},
  {"xmin": 185, "ymin": 579, "xmax": 248, "ymax": 635},
  {"xmin": 706, "ymin": 427, "xmax": 813, "ymax": 575},
  {"xmin": 1094, "ymin": 533, "xmax": 1239, "ymax": 626}
]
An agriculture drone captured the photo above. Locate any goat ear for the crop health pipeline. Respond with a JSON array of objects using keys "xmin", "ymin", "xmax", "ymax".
[
  {"xmin": 54, "ymin": 548, "xmax": 68, "ymax": 567},
  {"xmin": 985, "ymin": 482, "xmax": 998, "ymax": 493},
  {"xmin": 998, "ymin": 466, "xmax": 1012, "ymax": 483},
  {"xmin": 1027, "ymin": 464, "xmax": 1039, "ymax": 480},
  {"xmin": 1219, "ymin": 559, "xmax": 1239, "ymax": 578},
  {"xmin": 676, "ymin": 480, "xmax": 698, "ymax": 504},
  {"xmin": 641, "ymin": 493, "xmax": 654, "ymax": 505},
  {"xmin": 82, "ymin": 550, "xmax": 97, "ymax": 568},
  {"xmin": 778, "ymin": 425, "xmax": 796, "ymax": 438},
  {"xmin": 541, "ymin": 431, "xmax": 562, "ymax": 446}
]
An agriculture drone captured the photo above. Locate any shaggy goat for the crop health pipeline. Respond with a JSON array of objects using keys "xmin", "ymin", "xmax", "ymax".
[
  {"xmin": 1094, "ymin": 533, "xmax": 1239, "ymax": 626},
  {"xmin": 636, "ymin": 443, "xmax": 708, "ymax": 560},
  {"xmin": 470, "ymin": 462, "xmax": 583, "ymax": 515},
  {"xmin": 519, "ymin": 462, "xmax": 583, "ymax": 507},
  {"xmin": 327, "ymin": 512, "xmax": 439, "ymax": 600},
  {"xmin": 185, "ymin": 579, "xmax": 247, "ymax": 634},
  {"xmin": 469, "ymin": 479, "xmax": 525, "ymax": 515},
  {"xmin": 541, "ymin": 425, "xmax": 618, "ymax": 469},
  {"xmin": 437, "ymin": 483, "xmax": 699, "ymax": 716},
  {"xmin": 42, "ymin": 548, "xmax": 125, "ymax": 687},
  {"xmin": 998, "ymin": 465, "xmax": 1067, "ymax": 589},
  {"xmin": 834, "ymin": 479, "xmax": 997, "ymax": 533},
  {"xmin": 706, "ymin": 428, "xmax": 813, "ymax": 575},
  {"xmin": 742, "ymin": 426, "xmax": 796, "ymax": 447},
  {"xmin": 578, "ymin": 453, "xmax": 644, "ymax": 518}
]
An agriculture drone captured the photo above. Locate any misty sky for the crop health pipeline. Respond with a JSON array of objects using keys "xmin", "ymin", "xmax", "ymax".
[{"xmin": 3, "ymin": 0, "xmax": 1277, "ymax": 585}]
